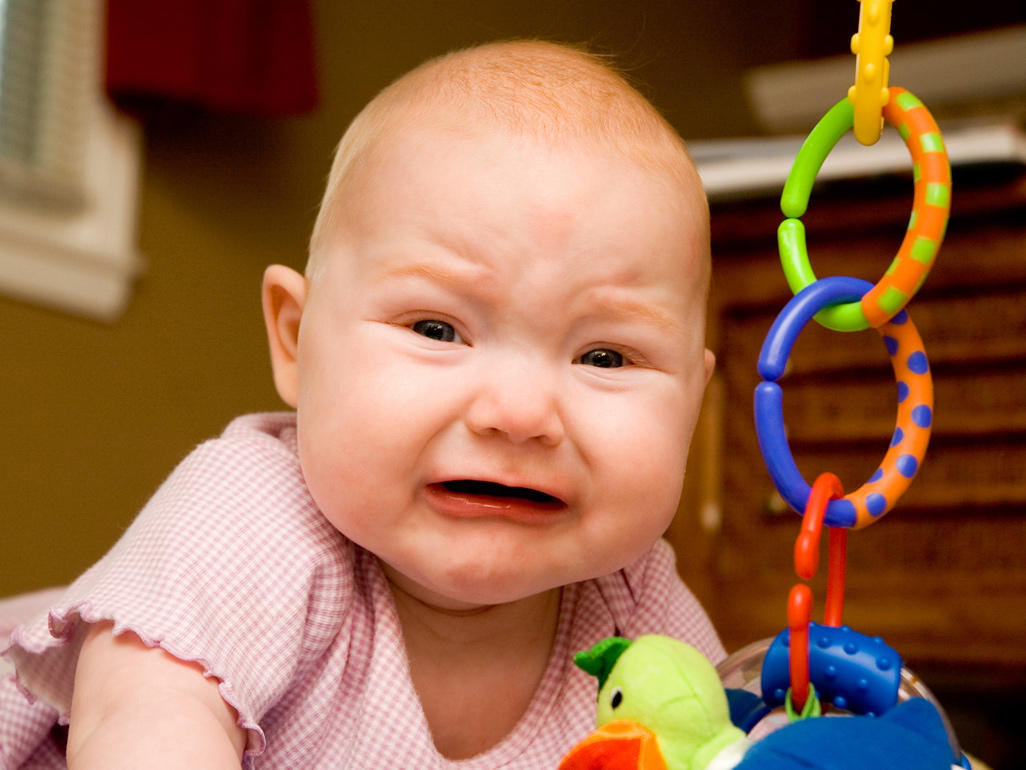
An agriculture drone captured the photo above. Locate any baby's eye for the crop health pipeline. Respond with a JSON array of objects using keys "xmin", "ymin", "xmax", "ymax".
[
  {"xmin": 577, "ymin": 348, "xmax": 625, "ymax": 368},
  {"xmin": 411, "ymin": 319, "xmax": 460, "ymax": 343}
]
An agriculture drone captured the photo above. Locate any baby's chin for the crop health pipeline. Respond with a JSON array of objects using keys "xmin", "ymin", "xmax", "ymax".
[
  {"xmin": 439, "ymin": 583, "xmax": 560, "ymax": 610},
  {"xmin": 379, "ymin": 558, "xmax": 571, "ymax": 611}
]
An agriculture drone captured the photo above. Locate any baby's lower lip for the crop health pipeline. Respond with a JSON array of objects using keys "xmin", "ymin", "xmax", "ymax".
[{"xmin": 425, "ymin": 481, "xmax": 568, "ymax": 522}]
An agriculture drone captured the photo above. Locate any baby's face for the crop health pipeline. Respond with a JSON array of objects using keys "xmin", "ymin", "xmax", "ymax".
[{"xmin": 293, "ymin": 122, "xmax": 713, "ymax": 608}]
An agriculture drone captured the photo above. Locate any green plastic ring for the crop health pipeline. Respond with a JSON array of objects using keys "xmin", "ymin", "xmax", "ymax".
[
  {"xmin": 778, "ymin": 90, "xmax": 951, "ymax": 332},
  {"xmin": 779, "ymin": 98, "xmax": 867, "ymax": 331}
]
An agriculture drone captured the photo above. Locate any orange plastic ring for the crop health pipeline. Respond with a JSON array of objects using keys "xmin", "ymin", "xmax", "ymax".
[{"xmin": 779, "ymin": 87, "xmax": 951, "ymax": 331}]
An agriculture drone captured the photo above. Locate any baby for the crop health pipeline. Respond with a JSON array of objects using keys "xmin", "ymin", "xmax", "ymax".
[{"xmin": 2, "ymin": 40, "xmax": 720, "ymax": 768}]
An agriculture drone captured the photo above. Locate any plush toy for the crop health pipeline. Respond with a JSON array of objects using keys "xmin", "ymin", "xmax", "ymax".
[
  {"xmin": 560, "ymin": 635, "xmax": 962, "ymax": 770},
  {"xmin": 560, "ymin": 635, "xmax": 750, "ymax": 769}
]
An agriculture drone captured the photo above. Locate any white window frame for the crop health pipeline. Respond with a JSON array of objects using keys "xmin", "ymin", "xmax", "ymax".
[{"xmin": 0, "ymin": 0, "xmax": 142, "ymax": 321}]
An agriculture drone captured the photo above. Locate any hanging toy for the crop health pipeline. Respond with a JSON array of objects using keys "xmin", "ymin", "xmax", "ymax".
[{"xmin": 561, "ymin": 2, "xmax": 976, "ymax": 767}]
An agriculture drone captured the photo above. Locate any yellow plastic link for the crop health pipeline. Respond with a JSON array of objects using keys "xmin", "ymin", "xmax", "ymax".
[{"xmin": 848, "ymin": 0, "xmax": 894, "ymax": 145}]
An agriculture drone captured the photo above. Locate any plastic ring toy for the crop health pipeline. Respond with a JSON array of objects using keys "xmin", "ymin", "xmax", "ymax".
[
  {"xmin": 778, "ymin": 87, "xmax": 951, "ymax": 332},
  {"xmin": 848, "ymin": 0, "xmax": 894, "ymax": 146},
  {"xmin": 755, "ymin": 276, "xmax": 933, "ymax": 529}
]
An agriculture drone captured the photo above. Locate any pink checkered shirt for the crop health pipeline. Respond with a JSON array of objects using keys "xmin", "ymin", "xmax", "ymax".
[{"xmin": 1, "ymin": 413, "xmax": 723, "ymax": 768}]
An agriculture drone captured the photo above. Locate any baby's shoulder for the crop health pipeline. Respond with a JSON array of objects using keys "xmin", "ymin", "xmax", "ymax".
[
  {"xmin": 165, "ymin": 412, "xmax": 331, "ymax": 543},
  {"xmin": 119, "ymin": 411, "xmax": 355, "ymax": 624}
]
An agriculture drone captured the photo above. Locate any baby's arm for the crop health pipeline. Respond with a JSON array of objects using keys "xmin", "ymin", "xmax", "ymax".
[{"xmin": 67, "ymin": 622, "xmax": 246, "ymax": 769}]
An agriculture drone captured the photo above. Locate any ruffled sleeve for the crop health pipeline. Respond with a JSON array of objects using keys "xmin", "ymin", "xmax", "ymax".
[{"xmin": 5, "ymin": 413, "xmax": 351, "ymax": 756}]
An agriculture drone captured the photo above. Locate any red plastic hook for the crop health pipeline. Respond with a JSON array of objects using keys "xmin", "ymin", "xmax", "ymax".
[
  {"xmin": 788, "ymin": 583, "xmax": 813, "ymax": 712},
  {"xmin": 789, "ymin": 472, "xmax": 848, "ymax": 712},
  {"xmin": 793, "ymin": 472, "xmax": 847, "ymax": 625}
]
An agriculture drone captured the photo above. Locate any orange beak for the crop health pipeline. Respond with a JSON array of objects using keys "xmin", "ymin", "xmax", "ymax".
[{"xmin": 559, "ymin": 720, "xmax": 668, "ymax": 770}]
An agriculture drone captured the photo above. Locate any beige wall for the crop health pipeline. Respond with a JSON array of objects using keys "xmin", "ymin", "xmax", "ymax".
[{"xmin": 1, "ymin": 0, "xmax": 809, "ymax": 595}]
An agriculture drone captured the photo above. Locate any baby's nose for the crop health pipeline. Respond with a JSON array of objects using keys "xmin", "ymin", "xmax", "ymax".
[{"xmin": 464, "ymin": 359, "xmax": 565, "ymax": 446}]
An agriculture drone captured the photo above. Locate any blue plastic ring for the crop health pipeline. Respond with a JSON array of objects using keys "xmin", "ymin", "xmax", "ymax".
[{"xmin": 755, "ymin": 277, "xmax": 872, "ymax": 527}]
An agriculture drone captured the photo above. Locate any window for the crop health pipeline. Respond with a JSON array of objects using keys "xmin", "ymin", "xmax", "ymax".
[{"xmin": 0, "ymin": 0, "xmax": 142, "ymax": 320}]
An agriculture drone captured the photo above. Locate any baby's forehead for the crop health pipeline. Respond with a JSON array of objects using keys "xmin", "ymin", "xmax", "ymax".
[
  {"xmin": 319, "ymin": 119, "xmax": 708, "ymax": 278},
  {"xmin": 360, "ymin": 100, "xmax": 701, "ymax": 211},
  {"xmin": 353, "ymin": 118, "xmax": 697, "ymax": 226},
  {"xmin": 308, "ymin": 41, "xmax": 707, "ymax": 275}
]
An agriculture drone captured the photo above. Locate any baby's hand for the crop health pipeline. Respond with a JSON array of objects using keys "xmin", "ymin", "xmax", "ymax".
[{"xmin": 68, "ymin": 622, "xmax": 245, "ymax": 769}]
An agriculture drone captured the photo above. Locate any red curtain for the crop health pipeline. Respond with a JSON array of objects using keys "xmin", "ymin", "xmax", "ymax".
[{"xmin": 105, "ymin": 0, "xmax": 318, "ymax": 116}]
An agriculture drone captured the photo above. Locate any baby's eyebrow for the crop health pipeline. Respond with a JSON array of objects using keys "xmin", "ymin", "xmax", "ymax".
[
  {"xmin": 377, "ymin": 261, "xmax": 683, "ymax": 333},
  {"xmin": 584, "ymin": 293, "xmax": 683, "ymax": 335},
  {"xmin": 375, "ymin": 261, "xmax": 480, "ymax": 287}
]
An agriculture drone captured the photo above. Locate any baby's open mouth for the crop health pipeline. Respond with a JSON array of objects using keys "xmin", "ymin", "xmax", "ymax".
[{"xmin": 440, "ymin": 480, "xmax": 563, "ymax": 505}]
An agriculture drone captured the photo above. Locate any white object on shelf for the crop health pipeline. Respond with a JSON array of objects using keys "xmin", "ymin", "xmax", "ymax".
[
  {"xmin": 691, "ymin": 119, "xmax": 1026, "ymax": 201},
  {"xmin": 745, "ymin": 25, "xmax": 1026, "ymax": 134}
]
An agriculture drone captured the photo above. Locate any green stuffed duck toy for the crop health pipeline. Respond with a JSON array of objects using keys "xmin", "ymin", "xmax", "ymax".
[{"xmin": 560, "ymin": 635, "xmax": 751, "ymax": 770}]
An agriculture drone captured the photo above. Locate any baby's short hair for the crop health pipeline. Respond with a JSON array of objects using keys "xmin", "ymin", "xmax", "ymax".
[{"xmin": 306, "ymin": 39, "xmax": 704, "ymax": 277}]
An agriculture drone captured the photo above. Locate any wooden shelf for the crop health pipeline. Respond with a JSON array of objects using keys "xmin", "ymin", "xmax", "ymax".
[{"xmin": 670, "ymin": 167, "xmax": 1026, "ymax": 679}]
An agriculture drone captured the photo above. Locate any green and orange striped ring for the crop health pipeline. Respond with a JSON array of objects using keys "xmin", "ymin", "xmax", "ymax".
[{"xmin": 778, "ymin": 87, "xmax": 951, "ymax": 331}]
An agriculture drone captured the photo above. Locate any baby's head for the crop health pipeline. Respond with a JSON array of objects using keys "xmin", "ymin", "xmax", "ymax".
[
  {"xmin": 305, "ymin": 39, "xmax": 709, "ymax": 281},
  {"xmin": 263, "ymin": 40, "xmax": 714, "ymax": 608}
]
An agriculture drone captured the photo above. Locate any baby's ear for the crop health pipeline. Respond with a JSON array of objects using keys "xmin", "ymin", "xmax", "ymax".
[
  {"xmin": 703, "ymin": 348, "xmax": 716, "ymax": 387},
  {"xmin": 262, "ymin": 265, "xmax": 307, "ymax": 408}
]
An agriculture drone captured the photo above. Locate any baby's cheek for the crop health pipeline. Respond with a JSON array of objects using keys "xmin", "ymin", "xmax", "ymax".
[
  {"xmin": 620, "ymin": 395, "xmax": 690, "ymax": 461},
  {"xmin": 588, "ymin": 423, "xmax": 684, "ymax": 530}
]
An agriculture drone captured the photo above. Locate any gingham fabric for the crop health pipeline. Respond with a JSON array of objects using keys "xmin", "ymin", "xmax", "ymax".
[{"xmin": 1, "ymin": 412, "xmax": 723, "ymax": 769}]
